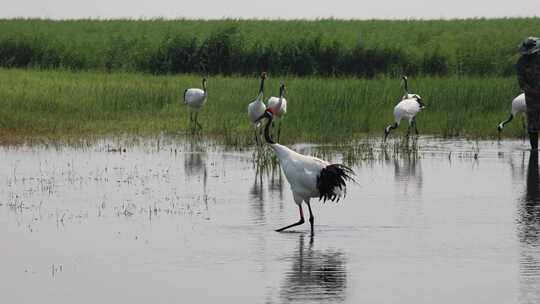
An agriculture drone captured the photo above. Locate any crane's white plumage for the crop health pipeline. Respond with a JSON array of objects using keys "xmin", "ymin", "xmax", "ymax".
[
  {"xmin": 248, "ymin": 73, "xmax": 267, "ymax": 125},
  {"xmin": 393, "ymin": 98, "xmax": 424, "ymax": 124},
  {"xmin": 248, "ymin": 92, "xmax": 266, "ymax": 124},
  {"xmin": 184, "ymin": 78, "xmax": 208, "ymax": 109},
  {"xmin": 497, "ymin": 93, "xmax": 527, "ymax": 132},
  {"xmin": 271, "ymin": 144, "xmax": 328, "ymax": 199},
  {"xmin": 511, "ymin": 93, "xmax": 527, "ymax": 116},
  {"xmin": 267, "ymin": 96, "xmax": 287, "ymax": 117},
  {"xmin": 184, "ymin": 88, "xmax": 207, "ymax": 108},
  {"xmin": 256, "ymin": 83, "xmax": 355, "ymax": 233},
  {"xmin": 184, "ymin": 78, "xmax": 208, "ymax": 130},
  {"xmin": 384, "ymin": 97, "xmax": 425, "ymax": 140}
]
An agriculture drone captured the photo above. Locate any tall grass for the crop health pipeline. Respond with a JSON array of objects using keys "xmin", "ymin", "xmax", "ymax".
[
  {"xmin": 0, "ymin": 68, "xmax": 526, "ymax": 143},
  {"xmin": 0, "ymin": 18, "xmax": 538, "ymax": 76}
]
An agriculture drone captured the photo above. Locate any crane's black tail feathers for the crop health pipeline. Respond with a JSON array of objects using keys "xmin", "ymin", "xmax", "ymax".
[
  {"xmin": 183, "ymin": 89, "xmax": 188, "ymax": 103},
  {"xmin": 317, "ymin": 164, "xmax": 356, "ymax": 202}
]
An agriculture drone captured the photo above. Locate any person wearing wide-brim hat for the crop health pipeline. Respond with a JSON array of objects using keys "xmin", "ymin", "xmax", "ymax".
[{"xmin": 517, "ymin": 36, "xmax": 540, "ymax": 151}]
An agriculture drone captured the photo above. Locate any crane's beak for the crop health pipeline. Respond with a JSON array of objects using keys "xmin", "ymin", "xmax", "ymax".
[{"xmin": 255, "ymin": 110, "xmax": 273, "ymax": 123}]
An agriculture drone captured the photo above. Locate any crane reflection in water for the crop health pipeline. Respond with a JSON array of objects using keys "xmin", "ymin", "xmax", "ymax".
[{"xmin": 280, "ymin": 234, "xmax": 347, "ymax": 303}]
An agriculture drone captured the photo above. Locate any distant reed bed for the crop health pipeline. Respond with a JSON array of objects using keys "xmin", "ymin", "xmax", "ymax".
[{"xmin": 0, "ymin": 18, "xmax": 538, "ymax": 77}]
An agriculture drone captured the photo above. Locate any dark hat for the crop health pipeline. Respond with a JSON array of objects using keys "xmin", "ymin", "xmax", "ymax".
[{"xmin": 519, "ymin": 36, "xmax": 540, "ymax": 55}]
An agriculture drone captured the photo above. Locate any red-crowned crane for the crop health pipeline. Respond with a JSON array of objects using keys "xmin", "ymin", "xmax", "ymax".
[
  {"xmin": 266, "ymin": 85, "xmax": 288, "ymax": 141},
  {"xmin": 248, "ymin": 72, "xmax": 267, "ymax": 144},
  {"xmin": 184, "ymin": 77, "xmax": 208, "ymax": 130},
  {"xmin": 255, "ymin": 83, "xmax": 355, "ymax": 234},
  {"xmin": 497, "ymin": 93, "xmax": 527, "ymax": 134},
  {"xmin": 384, "ymin": 77, "xmax": 426, "ymax": 141}
]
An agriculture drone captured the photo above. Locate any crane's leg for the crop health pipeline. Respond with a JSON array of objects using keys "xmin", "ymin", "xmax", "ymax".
[
  {"xmin": 276, "ymin": 197, "xmax": 305, "ymax": 232},
  {"xmin": 277, "ymin": 120, "xmax": 282, "ymax": 142},
  {"xmin": 189, "ymin": 111, "xmax": 199, "ymax": 133},
  {"xmin": 270, "ymin": 120, "xmax": 275, "ymax": 140},
  {"xmin": 253, "ymin": 127, "xmax": 260, "ymax": 145},
  {"xmin": 522, "ymin": 116, "xmax": 528, "ymax": 140},
  {"xmin": 413, "ymin": 117, "xmax": 419, "ymax": 136},
  {"xmin": 194, "ymin": 112, "xmax": 202, "ymax": 131},
  {"xmin": 305, "ymin": 199, "xmax": 314, "ymax": 234},
  {"xmin": 259, "ymin": 125, "xmax": 266, "ymax": 146},
  {"xmin": 384, "ymin": 123, "xmax": 398, "ymax": 142}
]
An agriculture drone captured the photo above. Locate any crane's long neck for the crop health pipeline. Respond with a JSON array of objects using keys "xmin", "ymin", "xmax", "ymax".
[
  {"xmin": 259, "ymin": 76, "xmax": 265, "ymax": 96},
  {"xmin": 276, "ymin": 85, "xmax": 284, "ymax": 109},
  {"xmin": 202, "ymin": 79, "xmax": 207, "ymax": 92},
  {"xmin": 499, "ymin": 113, "xmax": 514, "ymax": 128},
  {"xmin": 263, "ymin": 114, "xmax": 275, "ymax": 144},
  {"xmin": 402, "ymin": 77, "xmax": 409, "ymax": 94}
]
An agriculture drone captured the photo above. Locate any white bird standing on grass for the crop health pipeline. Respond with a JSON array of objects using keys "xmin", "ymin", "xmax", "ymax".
[
  {"xmin": 267, "ymin": 84, "xmax": 288, "ymax": 141},
  {"xmin": 248, "ymin": 72, "xmax": 267, "ymax": 144},
  {"xmin": 184, "ymin": 77, "xmax": 208, "ymax": 130},
  {"xmin": 255, "ymin": 83, "xmax": 355, "ymax": 234},
  {"xmin": 497, "ymin": 93, "xmax": 527, "ymax": 134},
  {"xmin": 384, "ymin": 76, "xmax": 426, "ymax": 141}
]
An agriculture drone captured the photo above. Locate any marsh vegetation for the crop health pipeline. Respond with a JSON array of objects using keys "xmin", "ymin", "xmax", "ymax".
[
  {"xmin": 0, "ymin": 68, "xmax": 526, "ymax": 144},
  {"xmin": 0, "ymin": 18, "xmax": 537, "ymax": 76}
]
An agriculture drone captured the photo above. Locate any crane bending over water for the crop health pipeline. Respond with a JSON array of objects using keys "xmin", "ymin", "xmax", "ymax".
[
  {"xmin": 497, "ymin": 93, "xmax": 527, "ymax": 135},
  {"xmin": 384, "ymin": 76, "xmax": 426, "ymax": 141}
]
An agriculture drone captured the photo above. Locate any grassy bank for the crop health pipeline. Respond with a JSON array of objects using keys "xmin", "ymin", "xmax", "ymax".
[
  {"xmin": 0, "ymin": 18, "xmax": 538, "ymax": 76},
  {"xmin": 0, "ymin": 68, "xmax": 527, "ymax": 144}
]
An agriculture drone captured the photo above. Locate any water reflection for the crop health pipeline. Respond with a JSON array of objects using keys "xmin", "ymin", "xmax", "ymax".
[
  {"xmin": 248, "ymin": 168, "xmax": 285, "ymax": 222},
  {"xmin": 268, "ymin": 168, "xmax": 284, "ymax": 200},
  {"xmin": 509, "ymin": 152, "xmax": 527, "ymax": 183},
  {"xmin": 519, "ymin": 152, "xmax": 540, "ymax": 243},
  {"xmin": 280, "ymin": 234, "xmax": 347, "ymax": 303},
  {"xmin": 183, "ymin": 140, "xmax": 206, "ymax": 178},
  {"xmin": 249, "ymin": 171, "xmax": 265, "ymax": 223},
  {"xmin": 392, "ymin": 156, "xmax": 423, "ymax": 196},
  {"xmin": 518, "ymin": 152, "xmax": 540, "ymax": 304}
]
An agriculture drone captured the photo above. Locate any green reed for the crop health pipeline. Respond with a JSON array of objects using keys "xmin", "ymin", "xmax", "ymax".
[
  {"xmin": 0, "ymin": 18, "xmax": 538, "ymax": 76},
  {"xmin": 0, "ymin": 68, "xmax": 527, "ymax": 144}
]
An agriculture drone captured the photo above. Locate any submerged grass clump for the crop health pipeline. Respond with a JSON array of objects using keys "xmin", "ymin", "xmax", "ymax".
[{"xmin": 0, "ymin": 68, "xmax": 528, "ymax": 145}]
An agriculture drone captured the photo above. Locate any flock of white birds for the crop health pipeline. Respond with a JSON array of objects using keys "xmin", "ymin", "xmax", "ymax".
[{"xmin": 182, "ymin": 74, "xmax": 526, "ymax": 233}]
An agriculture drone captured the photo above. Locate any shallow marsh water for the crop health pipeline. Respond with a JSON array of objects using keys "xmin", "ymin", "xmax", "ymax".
[{"xmin": 1, "ymin": 136, "xmax": 539, "ymax": 303}]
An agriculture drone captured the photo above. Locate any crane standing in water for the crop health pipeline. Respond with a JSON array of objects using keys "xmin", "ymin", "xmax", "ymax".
[
  {"xmin": 384, "ymin": 76, "xmax": 426, "ymax": 141},
  {"xmin": 255, "ymin": 83, "xmax": 355, "ymax": 233}
]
